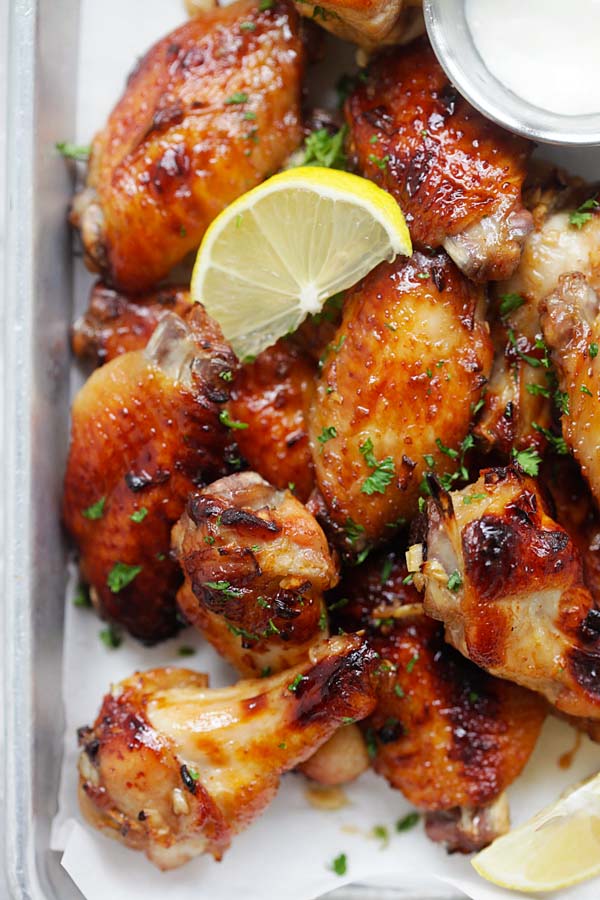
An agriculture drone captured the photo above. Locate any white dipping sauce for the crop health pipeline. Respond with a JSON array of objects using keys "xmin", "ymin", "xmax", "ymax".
[{"xmin": 466, "ymin": 0, "xmax": 600, "ymax": 116}]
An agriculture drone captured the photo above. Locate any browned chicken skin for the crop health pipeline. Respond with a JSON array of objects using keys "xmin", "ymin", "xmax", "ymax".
[
  {"xmin": 77, "ymin": 635, "xmax": 377, "ymax": 869},
  {"xmin": 330, "ymin": 548, "xmax": 545, "ymax": 851},
  {"xmin": 308, "ymin": 251, "xmax": 492, "ymax": 556},
  {"xmin": 71, "ymin": 0, "xmax": 304, "ymax": 291},
  {"xmin": 346, "ymin": 39, "xmax": 533, "ymax": 282},
  {"xmin": 63, "ymin": 309, "xmax": 236, "ymax": 642},
  {"xmin": 476, "ymin": 177, "xmax": 600, "ymax": 456},
  {"xmin": 228, "ymin": 340, "xmax": 317, "ymax": 501},
  {"xmin": 72, "ymin": 283, "xmax": 192, "ymax": 366},
  {"xmin": 422, "ymin": 466, "xmax": 600, "ymax": 720},
  {"xmin": 172, "ymin": 472, "xmax": 337, "ymax": 675},
  {"xmin": 292, "ymin": 0, "xmax": 423, "ymax": 48}
]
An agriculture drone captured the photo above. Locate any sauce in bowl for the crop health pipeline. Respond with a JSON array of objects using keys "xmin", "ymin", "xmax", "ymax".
[{"xmin": 467, "ymin": 0, "xmax": 600, "ymax": 116}]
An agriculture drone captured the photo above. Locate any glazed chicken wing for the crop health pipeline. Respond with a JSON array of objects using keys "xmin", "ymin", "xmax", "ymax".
[
  {"xmin": 292, "ymin": 0, "xmax": 423, "ymax": 49},
  {"xmin": 228, "ymin": 340, "xmax": 317, "ymax": 501},
  {"xmin": 330, "ymin": 548, "xmax": 545, "ymax": 851},
  {"xmin": 63, "ymin": 309, "xmax": 236, "ymax": 642},
  {"xmin": 541, "ymin": 274, "xmax": 600, "ymax": 504},
  {"xmin": 476, "ymin": 180, "xmax": 600, "ymax": 455},
  {"xmin": 308, "ymin": 251, "xmax": 492, "ymax": 556},
  {"xmin": 172, "ymin": 472, "xmax": 337, "ymax": 675},
  {"xmin": 72, "ymin": 282, "xmax": 192, "ymax": 366},
  {"xmin": 346, "ymin": 39, "xmax": 533, "ymax": 282},
  {"xmin": 421, "ymin": 466, "xmax": 600, "ymax": 719},
  {"xmin": 71, "ymin": 0, "xmax": 304, "ymax": 291},
  {"xmin": 77, "ymin": 635, "xmax": 377, "ymax": 869}
]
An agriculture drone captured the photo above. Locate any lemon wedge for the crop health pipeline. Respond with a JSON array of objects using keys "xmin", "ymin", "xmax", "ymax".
[
  {"xmin": 191, "ymin": 166, "xmax": 411, "ymax": 358},
  {"xmin": 472, "ymin": 772, "xmax": 600, "ymax": 892}
]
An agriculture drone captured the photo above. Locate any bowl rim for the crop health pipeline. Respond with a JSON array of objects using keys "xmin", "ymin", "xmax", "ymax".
[{"xmin": 423, "ymin": 0, "xmax": 600, "ymax": 147}]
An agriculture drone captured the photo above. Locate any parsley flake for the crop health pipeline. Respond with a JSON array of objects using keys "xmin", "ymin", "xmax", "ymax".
[
  {"xmin": 590, "ymin": 343, "xmax": 599, "ymax": 358},
  {"xmin": 300, "ymin": 126, "xmax": 348, "ymax": 170},
  {"xmin": 99, "ymin": 625, "xmax": 122, "ymax": 649},
  {"xmin": 396, "ymin": 811, "xmax": 420, "ymax": 832},
  {"xmin": 511, "ymin": 446, "xmax": 541, "ymax": 476},
  {"xmin": 178, "ymin": 645, "xmax": 196, "ymax": 657},
  {"xmin": 82, "ymin": 496, "xmax": 106, "ymax": 520},
  {"xmin": 569, "ymin": 197, "xmax": 598, "ymax": 229},
  {"xmin": 107, "ymin": 562, "xmax": 142, "ymax": 593},
  {"xmin": 56, "ymin": 141, "xmax": 90, "ymax": 161},
  {"xmin": 447, "ymin": 571, "xmax": 462, "ymax": 592},
  {"xmin": 225, "ymin": 92, "xmax": 249, "ymax": 105},
  {"xmin": 317, "ymin": 425, "xmax": 337, "ymax": 449},
  {"xmin": 130, "ymin": 507, "xmax": 148, "ymax": 523},
  {"xmin": 219, "ymin": 410, "xmax": 248, "ymax": 430},
  {"xmin": 499, "ymin": 293, "xmax": 525, "ymax": 318},
  {"xmin": 288, "ymin": 673, "xmax": 306, "ymax": 692},
  {"xmin": 329, "ymin": 853, "xmax": 347, "ymax": 876}
]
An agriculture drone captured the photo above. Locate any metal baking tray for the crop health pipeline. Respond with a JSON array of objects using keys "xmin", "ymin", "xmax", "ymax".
[{"xmin": 0, "ymin": 2, "xmax": 469, "ymax": 898}]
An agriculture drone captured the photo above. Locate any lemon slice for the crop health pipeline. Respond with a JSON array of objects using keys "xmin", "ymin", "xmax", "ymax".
[
  {"xmin": 472, "ymin": 772, "xmax": 600, "ymax": 892},
  {"xmin": 191, "ymin": 166, "xmax": 411, "ymax": 358}
]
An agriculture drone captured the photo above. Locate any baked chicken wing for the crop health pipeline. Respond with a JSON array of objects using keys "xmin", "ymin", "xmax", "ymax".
[
  {"xmin": 476, "ymin": 180, "xmax": 600, "ymax": 455},
  {"xmin": 292, "ymin": 0, "xmax": 423, "ymax": 49},
  {"xmin": 308, "ymin": 251, "xmax": 492, "ymax": 556},
  {"xmin": 541, "ymin": 274, "xmax": 600, "ymax": 504},
  {"xmin": 172, "ymin": 472, "xmax": 337, "ymax": 675},
  {"xmin": 421, "ymin": 466, "xmax": 600, "ymax": 720},
  {"xmin": 72, "ymin": 283, "xmax": 192, "ymax": 366},
  {"xmin": 71, "ymin": 0, "xmax": 304, "ymax": 291},
  {"xmin": 330, "ymin": 548, "xmax": 545, "ymax": 851},
  {"xmin": 77, "ymin": 635, "xmax": 377, "ymax": 869},
  {"xmin": 63, "ymin": 309, "xmax": 236, "ymax": 642},
  {"xmin": 346, "ymin": 39, "xmax": 533, "ymax": 282}
]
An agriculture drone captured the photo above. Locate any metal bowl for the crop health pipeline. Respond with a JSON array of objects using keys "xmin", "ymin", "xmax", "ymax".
[{"xmin": 423, "ymin": 0, "xmax": 600, "ymax": 146}]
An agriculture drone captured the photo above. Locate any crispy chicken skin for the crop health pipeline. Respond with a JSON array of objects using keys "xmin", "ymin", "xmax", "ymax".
[
  {"xmin": 63, "ymin": 310, "xmax": 236, "ymax": 642},
  {"xmin": 331, "ymin": 548, "xmax": 544, "ymax": 851},
  {"xmin": 346, "ymin": 39, "xmax": 533, "ymax": 282},
  {"xmin": 476, "ymin": 183, "xmax": 600, "ymax": 455},
  {"xmin": 292, "ymin": 0, "xmax": 423, "ymax": 49},
  {"xmin": 541, "ymin": 274, "xmax": 600, "ymax": 505},
  {"xmin": 172, "ymin": 472, "xmax": 337, "ymax": 675},
  {"xmin": 422, "ymin": 466, "xmax": 600, "ymax": 719},
  {"xmin": 77, "ymin": 635, "xmax": 377, "ymax": 869},
  {"xmin": 228, "ymin": 340, "xmax": 316, "ymax": 502},
  {"xmin": 71, "ymin": 0, "xmax": 304, "ymax": 291},
  {"xmin": 308, "ymin": 251, "xmax": 492, "ymax": 555},
  {"xmin": 72, "ymin": 283, "xmax": 192, "ymax": 366}
]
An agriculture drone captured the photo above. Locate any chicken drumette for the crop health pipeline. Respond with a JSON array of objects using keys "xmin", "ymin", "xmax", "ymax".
[
  {"xmin": 77, "ymin": 635, "xmax": 377, "ymax": 869},
  {"xmin": 308, "ymin": 250, "xmax": 492, "ymax": 557},
  {"xmin": 72, "ymin": 0, "xmax": 304, "ymax": 291},
  {"xmin": 330, "ymin": 547, "xmax": 545, "ymax": 851},
  {"xmin": 421, "ymin": 466, "xmax": 600, "ymax": 720},
  {"xmin": 346, "ymin": 38, "xmax": 533, "ymax": 282},
  {"xmin": 63, "ymin": 309, "xmax": 236, "ymax": 641}
]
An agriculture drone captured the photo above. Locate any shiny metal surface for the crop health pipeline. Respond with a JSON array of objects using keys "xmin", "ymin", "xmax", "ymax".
[
  {"xmin": 0, "ymin": 2, "xmax": 456, "ymax": 898},
  {"xmin": 424, "ymin": 0, "xmax": 600, "ymax": 146}
]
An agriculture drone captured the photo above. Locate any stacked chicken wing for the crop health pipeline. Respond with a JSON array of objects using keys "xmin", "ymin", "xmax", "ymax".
[{"xmin": 63, "ymin": 0, "xmax": 600, "ymax": 872}]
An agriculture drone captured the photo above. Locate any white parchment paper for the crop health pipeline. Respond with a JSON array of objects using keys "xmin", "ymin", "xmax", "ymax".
[{"xmin": 51, "ymin": 1, "xmax": 600, "ymax": 897}]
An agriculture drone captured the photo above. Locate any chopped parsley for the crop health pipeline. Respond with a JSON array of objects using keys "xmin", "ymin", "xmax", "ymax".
[
  {"xmin": 511, "ymin": 446, "xmax": 542, "ymax": 476},
  {"xmin": 301, "ymin": 126, "xmax": 347, "ymax": 170},
  {"xmin": 447, "ymin": 570, "xmax": 463, "ymax": 592},
  {"xmin": 380, "ymin": 556, "xmax": 394, "ymax": 584},
  {"xmin": 463, "ymin": 492, "xmax": 487, "ymax": 505},
  {"xmin": 406, "ymin": 653, "xmax": 419, "ymax": 673},
  {"xmin": 526, "ymin": 382, "xmax": 551, "ymax": 399},
  {"xmin": 178, "ymin": 645, "xmax": 196, "ymax": 657},
  {"xmin": 372, "ymin": 824, "xmax": 389, "ymax": 846},
  {"xmin": 396, "ymin": 811, "xmax": 420, "ymax": 832},
  {"xmin": 257, "ymin": 597, "xmax": 269, "ymax": 608},
  {"xmin": 532, "ymin": 422, "xmax": 568, "ymax": 454},
  {"xmin": 56, "ymin": 141, "xmax": 90, "ymax": 161},
  {"xmin": 507, "ymin": 329, "xmax": 543, "ymax": 368},
  {"xmin": 219, "ymin": 410, "xmax": 248, "ymax": 430},
  {"xmin": 329, "ymin": 853, "xmax": 347, "ymax": 876},
  {"xmin": 359, "ymin": 437, "xmax": 395, "ymax": 495},
  {"xmin": 319, "ymin": 609, "xmax": 328, "ymax": 631},
  {"xmin": 581, "ymin": 384, "xmax": 594, "ymax": 397},
  {"xmin": 365, "ymin": 727, "xmax": 378, "ymax": 758},
  {"xmin": 130, "ymin": 507, "xmax": 148, "ymax": 523},
  {"xmin": 317, "ymin": 425, "xmax": 337, "ymax": 449},
  {"xmin": 73, "ymin": 585, "xmax": 91, "ymax": 608},
  {"xmin": 345, "ymin": 517, "xmax": 365, "ymax": 544},
  {"xmin": 555, "ymin": 390, "xmax": 570, "ymax": 415},
  {"xmin": 341, "ymin": 716, "xmax": 356, "ymax": 725},
  {"xmin": 219, "ymin": 369, "xmax": 233, "ymax": 382},
  {"xmin": 499, "ymin": 292, "xmax": 525, "ymax": 318},
  {"xmin": 204, "ymin": 580, "xmax": 241, "ymax": 598},
  {"xmin": 225, "ymin": 92, "xmax": 249, "ymax": 105},
  {"xmin": 435, "ymin": 437, "xmax": 459, "ymax": 459},
  {"xmin": 82, "ymin": 496, "xmax": 106, "ymax": 520},
  {"xmin": 204, "ymin": 535, "xmax": 215, "ymax": 545},
  {"xmin": 99, "ymin": 625, "xmax": 122, "ymax": 649},
  {"xmin": 590, "ymin": 343, "xmax": 599, "ymax": 358},
  {"xmin": 260, "ymin": 666, "xmax": 272, "ymax": 677},
  {"xmin": 264, "ymin": 618, "xmax": 280, "ymax": 636},
  {"xmin": 240, "ymin": 20, "xmax": 256, "ymax": 30},
  {"xmin": 287, "ymin": 673, "xmax": 306, "ymax": 693},
  {"xmin": 569, "ymin": 197, "xmax": 598, "ymax": 229},
  {"xmin": 107, "ymin": 562, "xmax": 142, "ymax": 593},
  {"xmin": 327, "ymin": 596, "xmax": 349, "ymax": 612},
  {"xmin": 394, "ymin": 684, "xmax": 405, "ymax": 698},
  {"xmin": 469, "ymin": 690, "xmax": 479, "ymax": 703},
  {"xmin": 226, "ymin": 622, "xmax": 258, "ymax": 641},
  {"xmin": 368, "ymin": 153, "xmax": 389, "ymax": 171},
  {"xmin": 259, "ymin": 0, "xmax": 274, "ymax": 8}
]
